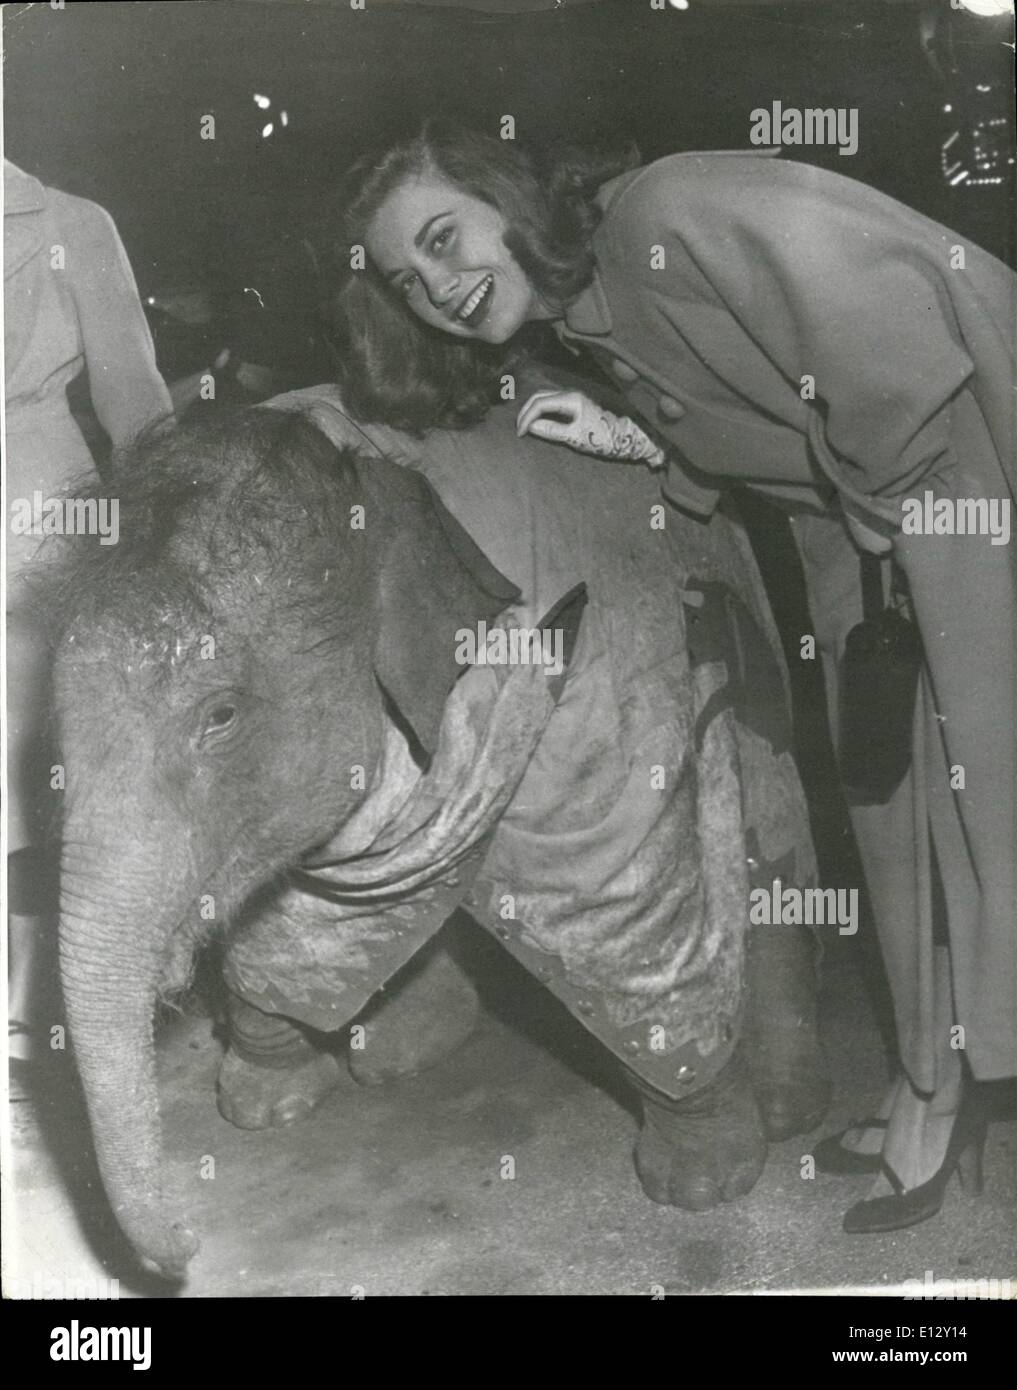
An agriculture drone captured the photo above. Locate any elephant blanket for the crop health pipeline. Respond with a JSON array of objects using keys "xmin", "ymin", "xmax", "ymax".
[{"xmin": 223, "ymin": 383, "xmax": 816, "ymax": 1099}]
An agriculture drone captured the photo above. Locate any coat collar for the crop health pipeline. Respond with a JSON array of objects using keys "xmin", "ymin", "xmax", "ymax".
[
  {"xmin": 4, "ymin": 160, "xmax": 46, "ymax": 216},
  {"xmin": 4, "ymin": 160, "xmax": 49, "ymax": 281},
  {"xmin": 561, "ymin": 148, "xmax": 785, "ymax": 341},
  {"xmin": 562, "ymin": 269, "xmax": 613, "ymax": 337},
  {"xmin": 558, "ymin": 165, "xmax": 628, "ymax": 339}
]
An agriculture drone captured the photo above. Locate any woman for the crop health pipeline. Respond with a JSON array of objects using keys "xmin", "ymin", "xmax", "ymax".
[{"xmin": 334, "ymin": 122, "xmax": 1016, "ymax": 1233}]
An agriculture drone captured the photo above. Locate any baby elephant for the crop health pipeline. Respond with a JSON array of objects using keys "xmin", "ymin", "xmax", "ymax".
[{"xmin": 49, "ymin": 392, "xmax": 827, "ymax": 1278}]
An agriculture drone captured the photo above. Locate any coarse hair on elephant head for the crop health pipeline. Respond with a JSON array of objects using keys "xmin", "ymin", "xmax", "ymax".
[{"xmin": 44, "ymin": 405, "xmax": 518, "ymax": 1279}]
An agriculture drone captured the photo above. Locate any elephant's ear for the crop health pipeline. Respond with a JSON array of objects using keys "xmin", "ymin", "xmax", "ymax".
[{"xmin": 369, "ymin": 459, "xmax": 521, "ymax": 761}]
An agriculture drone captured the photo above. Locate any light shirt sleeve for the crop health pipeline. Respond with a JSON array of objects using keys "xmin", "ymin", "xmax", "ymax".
[{"xmin": 55, "ymin": 190, "xmax": 173, "ymax": 447}]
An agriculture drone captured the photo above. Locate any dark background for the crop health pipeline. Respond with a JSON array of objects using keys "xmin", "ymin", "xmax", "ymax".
[{"xmin": 4, "ymin": 0, "xmax": 1015, "ymax": 388}]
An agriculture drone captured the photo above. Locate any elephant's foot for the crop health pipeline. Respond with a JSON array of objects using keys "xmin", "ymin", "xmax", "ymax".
[
  {"xmin": 218, "ymin": 996, "xmax": 341, "ymax": 1129},
  {"xmin": 217, "ymin": 1045, "xmax": 342, "ymax": 1130},
  {"xmin": 347, "ymin": 939, "xmax": 480, "ymax": 1087},
  {"xmin": 632, "ymin": 1052, "xmax": 767, "ymax": 1211},
  {"xmin": 744, "ymin": 924, "xmax": 831, "ymax": 1141}
]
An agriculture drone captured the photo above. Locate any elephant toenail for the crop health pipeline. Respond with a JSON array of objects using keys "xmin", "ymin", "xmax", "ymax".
[
  {"xmin": 674, "ymin": 1177, "xmax": 721, "ymax": 1211},
  {"xmin": 726, "ymin": 1164, "xmax": 763, "ymax": 1199},
  {"xmin": 274, "ymin": 1099, "xmax": 311, "ymax": 1125}
]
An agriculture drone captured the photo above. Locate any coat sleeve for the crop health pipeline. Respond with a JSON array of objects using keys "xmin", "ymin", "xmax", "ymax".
[
  {"xmin": 55, "ymin": 191, "xmax": 173, "ymax": 447},
  {"xmin": 618, "ymin": 159, "xmax": 980, "ymax": 501}
]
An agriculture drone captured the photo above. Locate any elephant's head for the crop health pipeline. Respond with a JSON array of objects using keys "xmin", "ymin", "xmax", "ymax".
[{"xmin": 49, "ymin": 407, "xmax": 518, "ymax": 1277}]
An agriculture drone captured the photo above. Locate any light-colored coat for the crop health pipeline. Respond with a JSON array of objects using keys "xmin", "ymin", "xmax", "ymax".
[{"xmin": 558, "ymin": 151, "xmax": 1017, "ymax": 1083}]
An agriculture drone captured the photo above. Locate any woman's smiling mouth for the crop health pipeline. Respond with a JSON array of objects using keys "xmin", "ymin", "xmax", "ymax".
[{"xmin": 453, "ymin": 273, "xmax": 494, "ymax": 327}]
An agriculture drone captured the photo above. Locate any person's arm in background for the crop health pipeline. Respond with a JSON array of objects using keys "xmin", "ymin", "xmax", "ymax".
[{"xmin": 55, "ymin": 189, "xmax": 173, "ymax": 446}]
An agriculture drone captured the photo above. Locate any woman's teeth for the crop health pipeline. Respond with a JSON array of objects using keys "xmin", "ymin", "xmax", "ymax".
[{"xmin": 455, "ymin": 274, "xmax": 493, "ymax": 324}]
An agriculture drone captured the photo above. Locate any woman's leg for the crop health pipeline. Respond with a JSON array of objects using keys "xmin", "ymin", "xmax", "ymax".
[
  {"xmin": 858, "ymin": 429, "xmax": 1017, "ymax": 1190},
  {"xmin": 797, "ymin": 413, "xmax": 1015, "ymax": 1202},
  {"xmin": 867, "ymin": 945, "xmax": 962, "ymax": 1193},
  {"xmin": 893, "ymin": 431, "xmax": 1017, "ymax": 1082},
  {"xmin": 790, "ymin": 510, "xmax": 938, "ymax": 1158}
]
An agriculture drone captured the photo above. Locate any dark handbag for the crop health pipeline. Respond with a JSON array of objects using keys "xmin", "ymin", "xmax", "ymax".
[{"xmin": 837, "ymin": 554, "xmax": 923, "ymax": 805}]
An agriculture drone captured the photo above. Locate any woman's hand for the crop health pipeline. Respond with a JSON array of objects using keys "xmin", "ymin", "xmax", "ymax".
[{"xmin": 517, "ymin": 390, "xmax": 666, "ymax": 467}]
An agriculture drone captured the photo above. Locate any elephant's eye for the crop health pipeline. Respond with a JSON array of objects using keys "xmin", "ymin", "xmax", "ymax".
[{"xmin": 201, "ymin": 703, "xmax": 238, "ymax": 742}]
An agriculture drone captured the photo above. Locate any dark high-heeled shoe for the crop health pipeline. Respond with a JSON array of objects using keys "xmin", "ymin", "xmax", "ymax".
[
  {"xmin": 842, "ymin": 1088, "xmax": 987, "ymax": 1234},
  {"xmin": 814, "ymin": 1118, "xmax": 886, "ymax": 1175}
]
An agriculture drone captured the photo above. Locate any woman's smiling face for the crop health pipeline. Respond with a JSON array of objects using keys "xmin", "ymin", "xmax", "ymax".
[{"xmin": 365, "ymin": 173, "xmax": 549, "ymax": 344}]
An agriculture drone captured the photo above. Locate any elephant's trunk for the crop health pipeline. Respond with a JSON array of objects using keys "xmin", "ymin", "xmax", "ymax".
[{"xmin": 59, "ymin": 845, "xmax": 200, "ymax": 1278}]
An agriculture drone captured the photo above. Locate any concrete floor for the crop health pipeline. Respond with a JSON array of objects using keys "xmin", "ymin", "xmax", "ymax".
[{"xmin": 5, "ymin": 926, "xmax": 1016, "ymax": 1298}]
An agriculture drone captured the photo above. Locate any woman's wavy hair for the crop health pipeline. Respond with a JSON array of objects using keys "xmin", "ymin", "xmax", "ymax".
[{"xmin": 330, "ymin": 120, "xmax": 638, "ymax": 433}]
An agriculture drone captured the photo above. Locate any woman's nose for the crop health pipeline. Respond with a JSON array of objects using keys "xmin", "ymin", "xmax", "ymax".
[{"xmin": 424, "ymin": 268, "xmax": 459, "ymax": 308}]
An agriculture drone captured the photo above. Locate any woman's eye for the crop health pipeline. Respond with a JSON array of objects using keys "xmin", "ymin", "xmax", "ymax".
[
  {"xmin": 430, "ymin": 226, "xmax": 452, "ymax": 253},
  {"xmin": 400, "ymin": 273, "xmax": 419, "ymax": 299}
]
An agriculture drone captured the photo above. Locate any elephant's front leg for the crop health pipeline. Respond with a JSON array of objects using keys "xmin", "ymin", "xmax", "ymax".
[{"xmin": 217, "ymin": 993, "xmax": 342, "ymax": 1131}]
